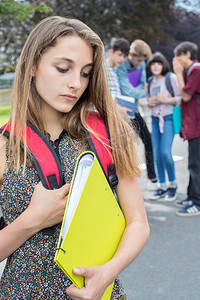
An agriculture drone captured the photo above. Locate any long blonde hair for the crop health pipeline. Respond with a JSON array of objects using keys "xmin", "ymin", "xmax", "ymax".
[{"xmin": 4, "ymin": 16, "xmax": 140, "ymax": 178}]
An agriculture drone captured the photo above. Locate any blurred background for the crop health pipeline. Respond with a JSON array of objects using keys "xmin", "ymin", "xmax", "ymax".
[
  {"xmin": 1, "ymin": 0, "xmax": 200, "ymax": 121},
  {"xmin": 0, "ymin": 0, "xmax": 200, "ymax": 75}
]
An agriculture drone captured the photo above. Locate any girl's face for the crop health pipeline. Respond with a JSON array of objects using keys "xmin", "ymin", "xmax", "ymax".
[
  {"xmin": 150, "ymin": 62, "xmax": 163, "ymax": 76},
  {"xmin": 33, "ymin": 35, "xmax": 93, "ymax": 117}
]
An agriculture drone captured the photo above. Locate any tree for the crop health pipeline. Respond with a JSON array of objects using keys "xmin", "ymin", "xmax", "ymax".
[
  {"xmin": 0, "ymin": 0, "xmax": 50, "ymax": 22},
  {"xmin": 0, "ymin": 0, "xmax": 51, "ymax": 73},
  {"xmin": 149, "ymin": 8, "xmax": 200, "ymax": 66},
  {"xmin": 1, "ymin": 0, "xmax": 200, "ymax": 74}
]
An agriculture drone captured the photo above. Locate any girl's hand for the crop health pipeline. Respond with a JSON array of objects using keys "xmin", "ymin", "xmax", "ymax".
[
  {"xmin": 66, "ymin": 266, "xmax": 111, "ymax": 300},
  {"xmin": 148, "ymin": 96, "xmax": 157, "ymax": 107},
  {"xmin": 156, "ymin": 93, "xmax": 167, "ymax": 103},
  {"xmin": 25, "ymin": 182, "xmax": 70, "ymax": 232},
  {"xmin": 172, "ymin": 57, "xmax": 184, "ymax": 75},
  {"xmin": 116, "ymin": 104, "xmax": 132, "ymax": 118}
]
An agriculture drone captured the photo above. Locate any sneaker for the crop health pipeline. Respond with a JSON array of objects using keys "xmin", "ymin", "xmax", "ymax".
[
  {"xmin": 164, "ymin": 187, "xmax": 177, "ymax": 202},
  {"xmin": 146, "ymin": 180, "xmax": 158, "ymax": 191},
  {"xmin": 150, "ymin": 188, "xmax": 167, "ymax": 200},
  {"xmin": 175, "ymin": 199, "xmax": 193, "ymax": 208},
  {"xmin": 176, "ymin": 203, "xmax": 200, "ymax": 217}
]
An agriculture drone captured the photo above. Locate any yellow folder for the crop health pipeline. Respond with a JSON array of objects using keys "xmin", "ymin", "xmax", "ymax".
[{"xmin": 54, "ymin": 151, "xmax": 126, "ymax": 299}]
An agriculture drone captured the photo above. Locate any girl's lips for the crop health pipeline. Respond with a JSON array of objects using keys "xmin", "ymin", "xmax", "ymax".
[{"xmin": 61, "ymin": 94, "xmax": 77, "ymax": 101}]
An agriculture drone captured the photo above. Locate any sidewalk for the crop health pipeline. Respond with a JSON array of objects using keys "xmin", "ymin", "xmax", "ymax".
[{"xmin": 119, "ymin": 134, "xmax": 200, "ymax": 299}]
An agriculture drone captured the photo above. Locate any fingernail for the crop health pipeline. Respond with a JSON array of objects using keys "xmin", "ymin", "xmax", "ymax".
[{"xmin": 73, "ymin": 268, "xmax": 80, "ymax": 274}]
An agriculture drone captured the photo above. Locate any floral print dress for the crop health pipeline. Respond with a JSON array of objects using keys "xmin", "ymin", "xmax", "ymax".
[{"xmin": 0, "ymin": 133, "xmax": 127, "ymax": 299}]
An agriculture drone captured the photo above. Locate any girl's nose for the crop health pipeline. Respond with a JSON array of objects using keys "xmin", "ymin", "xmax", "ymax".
[{"xmin": 68, "ymin": 71, "xmax": 81, "ymax": 90}]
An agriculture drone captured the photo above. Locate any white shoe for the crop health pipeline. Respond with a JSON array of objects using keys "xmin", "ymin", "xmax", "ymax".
[{"xmin": 146, "ymin": 180, "xmax": 158, "ymax": 191}]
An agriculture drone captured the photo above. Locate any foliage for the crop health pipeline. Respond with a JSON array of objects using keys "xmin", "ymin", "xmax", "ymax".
[
  {"xmin": 0, "ymin": 0, "xmax": 51, "ymax": 22},
  {"xmin": 149, "ymin": 8, "xmax": 200, "ymax": 66},
  {"xmin": 0, "ymin": 105, "xmax": 11, "ymax": 126},
  {"xmin": 0, "ymin": 0, "xmax": 200, "ymax": 73},
  {"xmin": 41, "ymin": 0, "xmax": 176, "ymax": 45},
  {"xmin": 0, "ymin": 0, "xmax": 51, "ymax": 73}
]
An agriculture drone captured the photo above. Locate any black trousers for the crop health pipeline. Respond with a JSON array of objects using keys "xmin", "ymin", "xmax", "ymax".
[
  {"xmin": 131, "ymin": 113, "xmax": 156, "ymax": 180},
  {"xmin": 188, "ymin": 136, "xmax": 200, "ymax": 206}
]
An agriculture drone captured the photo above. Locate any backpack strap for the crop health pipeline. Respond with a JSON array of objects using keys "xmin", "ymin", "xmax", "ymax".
[
  {"xmin": 0, "ymin": 216, "xmax": 6, "ymax": 230},
  {"xmin": 186, "ymin": 62, "xmax": 200, "ymax": 78},
  {"xmin": 0, "ymin": 122, "xmax": 63, "ymax": 190},
  {"xmin": 85, "ymin": 111, "xmax": 118, "ymax": 189},
  {"xmin": 0, "ymin": 122, "xmax": 64, "ymax": 235},
  {"xmin": 0, "ymin": 113, "xmax": 118, "ymax": 235},
  {"xmin": 165, "ymin": 72, "xmax": 174, "ymax": 97},
  {"xmin": 147, "ymin": 76, "xmax": 153, "ymax": 94}
]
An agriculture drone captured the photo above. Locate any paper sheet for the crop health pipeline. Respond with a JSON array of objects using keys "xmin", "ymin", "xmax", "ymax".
[{"xmin": 61, "ymin": 153, "xmax": 94, "ymax": 240}]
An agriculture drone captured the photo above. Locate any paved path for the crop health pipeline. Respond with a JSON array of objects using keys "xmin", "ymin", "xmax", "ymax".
[{"xmin": 119, "ymin": 135, "xmax": 200, "ymax": 299}]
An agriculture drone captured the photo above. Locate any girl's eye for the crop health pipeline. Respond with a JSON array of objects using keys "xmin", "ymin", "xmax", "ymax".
[
  {"xmin": 81, "ymin": 71, "xmax": 91, "ymax": 78},
  {"xmin": 56, "ymin": 66, "xmax": 69, "ymax": 73}
]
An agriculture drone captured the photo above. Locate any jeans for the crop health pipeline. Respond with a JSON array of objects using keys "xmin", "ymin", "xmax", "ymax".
[
  {"xmin": 188, "ymin": 136, "xmax": 200, "ymax": 206},
  {"xmin": 131, "ymin": 113, "xmax": 156, "ymax": 180},
  {"xmin": 151, "ymin": 115, "xmax": 175, "ymax": 184}
]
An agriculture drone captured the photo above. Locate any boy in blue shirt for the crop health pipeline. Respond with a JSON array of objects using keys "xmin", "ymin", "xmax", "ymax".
[{"xmin": 116, "ymin": 40, "xmax": 157, "ymax": 190}]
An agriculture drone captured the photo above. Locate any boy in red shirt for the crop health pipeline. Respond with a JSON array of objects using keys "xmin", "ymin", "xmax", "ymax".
[{"xmin": 173, "ymin": 41, "xmax": 200, "ymax": 216}]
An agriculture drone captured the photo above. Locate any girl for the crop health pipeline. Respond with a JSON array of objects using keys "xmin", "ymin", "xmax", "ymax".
[
  {"xmin": 146, "ymin": 52, "xmax": 181, "ymax": 202},
  {"xmin": 0, "ymin": 16, "xmax": 149, "ymax": 299}
]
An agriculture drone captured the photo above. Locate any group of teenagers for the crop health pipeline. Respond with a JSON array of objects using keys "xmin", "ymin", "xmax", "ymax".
[
  {"xmin": 0, "ymin": 15, "xmax": 199, "ymax": 299},
  {"xmin": 106, "ymin": 37, "xmax": 200, "ymax": 218}
]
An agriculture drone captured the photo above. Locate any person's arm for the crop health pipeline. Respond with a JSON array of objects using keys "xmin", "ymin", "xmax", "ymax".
[
  {"xmin": 156, "ymin": 94, "xmax": 177, "ymax": 105},
  {"xmin": 148, "ymin": 96, "xmax": 158, "ymax": 107},
  {"xmin": 66, "ymin": 176, "xmax": 150, "ymax": 300},
  {"xmin": 172, "ymin": 57, "xmax": 192, "ymax": 102},
  {"xmin": 105, "ymin": 64, "xmax": 132, "ymax": 118},
  {"xmin": 117, "ymin": 61, "xmax": 147, "ymax": 100},
  {"xmin": 116, "ymin": 104, "xmax": 131, "ymax": 118},
  {"xmin": 0, "ymin": 136, "xmax": 70, "ymax": 262}
]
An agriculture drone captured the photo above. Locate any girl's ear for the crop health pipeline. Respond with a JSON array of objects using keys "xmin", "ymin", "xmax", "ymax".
[{"xmin": 30, "ymin": 65, "xmax": 36, "ymax": 77}]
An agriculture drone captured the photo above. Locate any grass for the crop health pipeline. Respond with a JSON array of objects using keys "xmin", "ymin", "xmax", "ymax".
[{"xmin": 0, "ymin": 105, "xmax": 11, "ymax": 126}]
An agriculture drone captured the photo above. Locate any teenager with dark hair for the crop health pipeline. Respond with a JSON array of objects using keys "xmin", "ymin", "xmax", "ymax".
[
  {"xmin": 106, "ymin": 38, "xmax": 133, "ymax": 117},
  {"xmin": 111, "ymin": 38, "xmax": 130, "ymax": 57},
  {"xmin": 173, "ymin": 41, "xmax": 200, "ymax": 216},
  {"xmin": 147, "ymin": 52, "xmax": 181, "ymax": 201}
]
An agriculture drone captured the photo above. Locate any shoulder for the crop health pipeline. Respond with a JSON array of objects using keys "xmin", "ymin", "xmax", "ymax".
[
  {"xmin": 187, "ymin": 62, "xmax": 200, "ymax": 77},
  {"xmin": 147, "ymin": 75, "xmax": 154, "ymax": 84},
  {"xmin": 168, "ymin": 72, "xmax": 178, "ymax": 83},
  {"xmin": 169, "ymin": 72, "xmax": 176, "ymax": 79},
  {"xmin": 191, "ymin": 65, "xmax": 200, "ymax": 75},
  {"xmin": 0, "ymin": 135, "xmax": 7, "ymax": 185}
]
